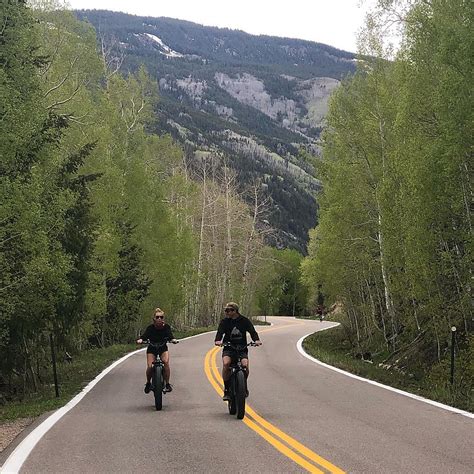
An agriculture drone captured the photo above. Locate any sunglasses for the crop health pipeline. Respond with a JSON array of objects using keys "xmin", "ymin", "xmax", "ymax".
[
  {"xmin": 224, "ymin": 308, "xmax": 235, "ymax": 313},
  {"xmin": 154, "ymin": 316, "xmax": 164, "ymax": 320}
]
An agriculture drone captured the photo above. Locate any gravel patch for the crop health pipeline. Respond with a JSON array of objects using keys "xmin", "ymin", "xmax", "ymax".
[{"xmin": 0, "ymin": 418, "xmax": 35, "ymax": 452}]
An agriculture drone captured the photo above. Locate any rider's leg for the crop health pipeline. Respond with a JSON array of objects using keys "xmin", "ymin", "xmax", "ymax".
[
  {"xmin": 222, "ymin": 355, "xmax": 232, "ymax": 395},
  {"xmin": 241, "ymin": 358, "xmax": 249, "ymax": 380},
  {"xmin": 221, "ymin": 355, "xmax": 233, "ymax": 400},
  {"xmin": 146, "ymin": 353, "xmax": 156, "ymax": 383},
  {"xmin": 161, "ymin": 350, "xmax": 170, "ymax": 384},
  {"xmin": 222, "ymin": 355, "xmax": 232, "ymax": 382},
  {"xmin": 241, "ymin": 358, "xmax": 250, "ymax": 396}
]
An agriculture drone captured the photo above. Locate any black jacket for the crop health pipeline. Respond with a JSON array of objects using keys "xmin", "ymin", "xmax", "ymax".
[
  {"xmin": 140, "ymin": 323, "xmax": 174, "ymax": 344},
  {"xmin": 214, "ymin": 315, "xmax": 259, "ymax": 346}
]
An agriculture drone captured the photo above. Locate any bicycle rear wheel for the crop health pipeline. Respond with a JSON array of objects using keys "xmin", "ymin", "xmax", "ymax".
[
  {"xmin": 152, "ymin": 365, "xmax": 163, "ymax": 411},
  {"xmin": 235, "ymin": 370, "xmax": 246, "ymax": 419}
]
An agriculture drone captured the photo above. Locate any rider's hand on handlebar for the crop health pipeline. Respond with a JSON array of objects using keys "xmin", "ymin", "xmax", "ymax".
[
  {"xmin": 136, "ymin": 338, "xmax": 143, "ymax": 344},
  {"xmin": 253, "ymin": 340, "xmax": 262, "ymax": 346},
  {"xmin": 171, "ymin": 339, "xmax": 179, "ymax": 344},
  {"xmin": 215, "ymin": 341, "xmax": 223, "ymax": 346}
]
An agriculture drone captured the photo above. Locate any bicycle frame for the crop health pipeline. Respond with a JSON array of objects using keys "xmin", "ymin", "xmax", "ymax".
[
  {"xmin": 222, "ymin": 342, "xmax": 255, "ymax": 420},
  {"xmin": 140, "ymin": 340, "xmax": 170, "ymax": 411}
]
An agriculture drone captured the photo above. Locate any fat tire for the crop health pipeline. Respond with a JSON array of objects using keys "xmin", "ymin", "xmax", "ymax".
[
  {"xmin": 235, "ymin": 370, "xmax": 246, "ymax": 419},
  {"xmin": 228, "ymin": 377, "xmax": 237, "ymax": 415},
  {"xmin": 153, "ymin": 365, "xmax": 163, "ymax": 411}
]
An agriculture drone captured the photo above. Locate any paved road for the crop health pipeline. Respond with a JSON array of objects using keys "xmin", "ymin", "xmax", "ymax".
[{"xmin": 6, "ymin": 317, "xmax": 474, "ymax": 473}]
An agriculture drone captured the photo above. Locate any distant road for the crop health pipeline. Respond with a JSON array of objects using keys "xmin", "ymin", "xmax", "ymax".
[{"xmin": 3, "ymin": 317, "xmax": 473, "ymax": 473}]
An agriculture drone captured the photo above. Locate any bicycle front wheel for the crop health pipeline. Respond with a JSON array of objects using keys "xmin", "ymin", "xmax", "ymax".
[
  {"xmin": 152, "ymin": 365, "xmax": 163, "ymax": 411},
  {"xmin": 227, "ymin": 376, "xmax": 236, "ymax": 415},
  {"xmin": 235, "ymin": 370, "xmax": 246, "ymax": 419}
]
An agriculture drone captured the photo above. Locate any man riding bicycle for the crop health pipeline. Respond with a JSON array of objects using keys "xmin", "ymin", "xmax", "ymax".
[
  {"xmin": 136, "ymin": 308, "xmax": 178, "ymax": 394},
  {"xmin": 214, "ymin": 302, "xmax": 262, "ymax": 401}
]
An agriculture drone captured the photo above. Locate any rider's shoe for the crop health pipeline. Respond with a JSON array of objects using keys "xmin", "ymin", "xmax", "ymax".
[
  {"xmin": 144, "ymin": 382, "xmax": 151, "ymax": 394},
  {"xmin": 222, "ymin": 390, "xmax": 231, "ymax": 401},
  {"xmin": 163, "ymin": 383, "xmax": 173, "ymax": 393}
]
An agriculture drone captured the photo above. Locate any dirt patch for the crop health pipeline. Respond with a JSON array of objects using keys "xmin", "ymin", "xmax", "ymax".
[{"xmin": 0, "ymin": 418, "xmax": 35, "ymax": 453}]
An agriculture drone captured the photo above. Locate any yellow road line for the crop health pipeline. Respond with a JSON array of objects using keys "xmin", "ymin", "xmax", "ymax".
[
  {"xmin": 245, "ymin": 407, "xmax": 345, "ymax": 474},
  {"xmin": 258, "ymin": 320, "xmax": 306, "ymax": 334},
  {"xmin": 204, "ymin": 347, "xmax": 324, "ymax": 473},
  {"xmin": 205, "ymin": 346, "xmax": 345, "ymax": 474},
  {"xmin": 242, "ymin": 417, "xmax": 325, "ymax": 474}
]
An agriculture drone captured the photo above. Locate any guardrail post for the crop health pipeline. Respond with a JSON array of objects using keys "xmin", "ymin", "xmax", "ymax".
[
  {"xmin": 50, "ymin": 332, "xmax": 60, "ymax": 397},
  {"xmin": 450, "ymin": 326, "xmax": 456, "ymax": 385}
]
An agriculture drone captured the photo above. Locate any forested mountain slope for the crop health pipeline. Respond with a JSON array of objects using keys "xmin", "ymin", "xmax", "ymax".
[{"xmin": 74, "ymin": 10, "xmax": 356, "ymax": 251}]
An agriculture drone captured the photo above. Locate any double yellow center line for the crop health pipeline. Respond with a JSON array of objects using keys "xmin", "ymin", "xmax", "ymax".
[{"xmin": 204, "ymin": 345, "xmax": 345, "ymax": 474}]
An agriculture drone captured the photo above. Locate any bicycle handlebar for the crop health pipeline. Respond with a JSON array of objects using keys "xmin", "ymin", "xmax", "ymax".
[
  {"xmin": 137, "ymin": 339, "xmax": 179, "ymax": 346},
  {"xmin": 220, "ymin": 341, "xmax": 259, "ymax": 348}
]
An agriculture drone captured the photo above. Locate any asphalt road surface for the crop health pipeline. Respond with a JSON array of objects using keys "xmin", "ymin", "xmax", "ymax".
[{"xmin": 4, "ymin": 317, "xmax": 473, "ymax": 473}]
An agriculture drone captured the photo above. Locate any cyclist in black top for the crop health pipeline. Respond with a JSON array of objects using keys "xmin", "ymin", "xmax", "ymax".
[
  {"xmin": 136, "ymin": 308, "xmax": 178, "ymax": 394},
  {"xmin": 214, "ymin": 302, "xmax": 262, "ymax": 401}
]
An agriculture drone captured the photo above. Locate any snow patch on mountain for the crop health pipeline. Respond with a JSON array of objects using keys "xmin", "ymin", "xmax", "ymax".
[{"xmin": 142, "ymin": 33, "xmax": 184, "ymax": 58}]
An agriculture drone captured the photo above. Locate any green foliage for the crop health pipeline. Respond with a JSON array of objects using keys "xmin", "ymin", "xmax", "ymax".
[
  {"xmin": 1, "ymin": 3, "xmax": 278, "ymax": 410},
  {"xmin": 301, "ymin": 0, "xmax": 472, "ymax": 400},
  {"xmin": 303, "ymin": 328, "xmax": 473, "ymax": 412},
  {"xmin": 0, "ymin": 0, "xmax": 77, "ymax": 387},
  {"xmin": 0, "ymin": 0, "xmax": 46, "ymax": 175},
  {"xmin": 425, "ymin": 335, "xmax": 473, "ymax": 411},
  {"xmin": 254, "ymin": 248, "xmax": 308, "ymax": 316},
  {"xmin": 0, "ymin": 344, "xmax": 135, "ymax": 421}
]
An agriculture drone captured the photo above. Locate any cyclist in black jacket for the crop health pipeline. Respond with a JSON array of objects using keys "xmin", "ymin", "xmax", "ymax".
[
  {"xmin": 136, "ymin": 308, "xmax": 178, "ymax": 394},
  {"xmin": 214, "ymin": 302, "xmax": 262, "ymax": 400}
]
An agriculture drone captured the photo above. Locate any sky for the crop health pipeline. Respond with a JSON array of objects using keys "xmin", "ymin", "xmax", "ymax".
[{"xmin": 67, "ymin": 0, "xmax": 377, "ymax": 53}]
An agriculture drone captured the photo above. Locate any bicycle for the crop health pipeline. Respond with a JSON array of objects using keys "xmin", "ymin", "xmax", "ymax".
[
  {"xmin": 222, "ymin": 342, "xmax": 258, "ymax": 420},
  {"xmin": 138, "ymin": 339, "xmax": 178, "ymax": 411}
]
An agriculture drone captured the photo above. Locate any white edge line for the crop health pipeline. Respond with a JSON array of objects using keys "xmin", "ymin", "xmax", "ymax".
[
  {"xmin": 296, "ymin": 329, "xmax": 474, "ymax": 419},
  {"xmin": 1, "ymin": 331, "xmax": 215, "ymax": 473}
]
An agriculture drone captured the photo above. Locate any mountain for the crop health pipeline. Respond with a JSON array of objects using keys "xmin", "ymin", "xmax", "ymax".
[{"xmin": 74, "ymin": 10, "xmax": 357, "ymax": 252}]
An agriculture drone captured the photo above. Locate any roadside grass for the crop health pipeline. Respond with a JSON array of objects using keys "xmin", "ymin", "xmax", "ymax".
[
  {"xmin": 174, "ymin": 326, "xmax": 214, "ymax": 338},
  {"xmin": 0, "ymin": 327, "xmax": 212, "ymax": 422},
  {"xmin": 302, "ymin": 328, "xmax": 421, "ymax": 390},
  {"xmin": 0, "ymin": 344, "xmax": 135, "ymax": 422},
  {"xmin": 303, "ymin": 326, "xmax": 473, "ymax": 412}
]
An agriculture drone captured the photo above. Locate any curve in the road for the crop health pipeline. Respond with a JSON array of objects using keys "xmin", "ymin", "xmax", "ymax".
[
  {"xmin": 296, "ymin": 332, "xmax": 474, "ymax": 420},
  {"xmin": 204, "ymin": 329, "xmax": 346, "ymax": 474}
]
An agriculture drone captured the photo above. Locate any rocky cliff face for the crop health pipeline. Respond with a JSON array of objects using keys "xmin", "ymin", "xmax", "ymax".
[{"xmin": 75, "ymin": 10, "xmax": 356, "ymax": 252}]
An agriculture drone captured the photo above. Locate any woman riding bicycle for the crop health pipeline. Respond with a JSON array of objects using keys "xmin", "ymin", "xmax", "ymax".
[
  {"xmin": 214, "ymin": 302, "xmax": 262, "ymax": 401},
  {"xmin": 136, "ymin": 308, "xmax": 178, "ymax": 394}
]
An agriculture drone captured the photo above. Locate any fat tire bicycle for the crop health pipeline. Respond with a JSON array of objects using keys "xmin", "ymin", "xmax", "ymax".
[
  {"xmin": 139, "ymin": 339, "xmax": 178, "ymax": 411},
  {"xmin": 222, "ymin": 342, "xmax": 258, "ymax": 420}
]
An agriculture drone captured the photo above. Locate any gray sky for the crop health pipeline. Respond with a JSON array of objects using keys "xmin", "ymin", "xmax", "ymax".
[{"xmin": 68, "ymin": 0, "xmax": 376, "ymax": 52}]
